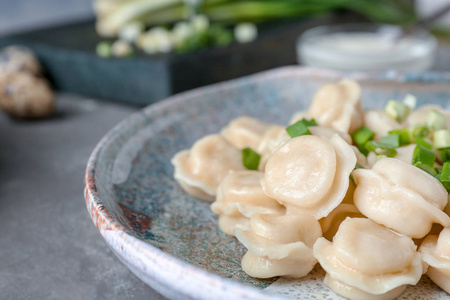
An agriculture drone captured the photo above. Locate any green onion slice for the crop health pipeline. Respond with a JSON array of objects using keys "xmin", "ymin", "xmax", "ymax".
[
  {"xmin": 380, "ymin": 134, "xmax": 400, "ymax": 148},
  {"xmin": 414, "ymin": 162, "xmax": 437, "ymax": 176},
  {"xmin": 365, "ymin": 141, "xmax": 397, "ymax": 157},
  {"xmin": 388, "ymin": 129, "xmax": 410, "ymax": 146},
  {"xmin": 434, "ymin": 129, "xmax": 450, "ymax": 149},
  {"xmin": 427, "ymin": 110, "xmax": 447, "ymax": 130},
  {"xmin": 440, "ymin": 162, "xmax": 450, "ymax": 192},
  {"xmin": 412, "ymin": 144, "xmax": 435, "ymax": 168},
  {"xmin": 353, "ymin": 126, "xmax": 375, "ymax": 155},
  {"xmin": 411, "ymin": 124, "xmax": 431, "ymax": 138},
  {"xmin": 385, "ymin": 100, "xmax": 410, "ymax": 122},
  {"xmin": 414, "ymin": 137, "xmax": 433, "ymax": 149},
  {"xmin": 441, "ymin": 148, "xmax": 450, "ymax": 163},
  {"xmin": 286, "ymin": 119, "xmax": 315, "ymax": 138},
  {"xmin": 286, "ymin": 119, "xmax": 317, "ymax": 138},
  {"xmin": 242, "ymin": 147, "xmax": 261, "ymax": 170}
]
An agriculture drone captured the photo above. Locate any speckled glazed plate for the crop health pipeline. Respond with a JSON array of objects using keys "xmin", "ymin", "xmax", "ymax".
[{"xmin": 85, "ymin": 66, "xmax": 450, "ymax": 300}]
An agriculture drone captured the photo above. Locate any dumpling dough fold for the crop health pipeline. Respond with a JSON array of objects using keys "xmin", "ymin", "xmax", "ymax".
[
  {"xmin": 419, "ymin": 228, "xmax": 450, "ymax": 294},
  {"xmin": 211, "ymin": 170, "xmax": 285, "ymax": 236},
  {"xmin": 235, "ymin": 213, "xmax": 321, "ymax": 278},
  {"xmin": 314, "ymin": 218, "xmax": 423, "ymax": 300},
  {"xmin": 171, "ymin": 134, "xmax": 244, "ymax": 201}
]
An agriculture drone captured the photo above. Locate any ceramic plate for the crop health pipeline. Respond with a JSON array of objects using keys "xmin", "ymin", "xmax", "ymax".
[{"xmin": 85, "ymin": 66, "xmax": 450, "ymax": 300}]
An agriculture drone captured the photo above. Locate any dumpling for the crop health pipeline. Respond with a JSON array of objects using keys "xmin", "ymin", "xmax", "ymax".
[
  {"xmin": 364, "ymin": 110, "xmax": 402, "ymax": 140},
  {"xmin": 262, "ymin": 134, "xmax": 356, "ymax": 219},
  {"xmin": 306, "ymin": 79, "xmax": 364, "ymax": 134},
  {"xmin": 171, "ymin": 134, "xmax": 245, "ymax": 201},
  {"xmin": 419, "ymin": 228, "xmax": 450, "ymax": 293},
  {"xmin": 211, "ymin": 170, "xmax": 285, "ymax": 236},
  {"xmin": 235, "ymin": 213, "xmax": 321, "ymax": 278},
  {"xmin": 319, "ymin": 180, "xmax": 364, "ymax": 241},
  {"xmin": 353, "ymin": 158, "xmax": 450, "ymax": 238},
  {"xmin": 221, "ymin": 116, "xmax": 274, "ymax": 150},
  {"xmin": 314, "ymin": 218, "xmax": 423, "ymax": 300}
]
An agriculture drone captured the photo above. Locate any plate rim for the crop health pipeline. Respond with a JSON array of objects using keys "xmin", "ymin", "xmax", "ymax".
[{"xmin": 84, "ymin": 65, "xmax": 450, "ymax": 300}]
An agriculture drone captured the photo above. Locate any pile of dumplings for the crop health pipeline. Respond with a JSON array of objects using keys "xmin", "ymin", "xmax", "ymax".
[{"xmin": 171, "ymin": 79, "xmax": 450, "ymax": 299}]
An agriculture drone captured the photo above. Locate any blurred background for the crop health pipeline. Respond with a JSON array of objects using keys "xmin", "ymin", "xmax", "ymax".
[{"xmin": 1, "ymin": 0, "xmax": 449, "ymax": 106}]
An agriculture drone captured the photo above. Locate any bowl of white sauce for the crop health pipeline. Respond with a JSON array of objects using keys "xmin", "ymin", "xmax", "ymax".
[{"xmin": 298, "ymin": 23, "xmax": 437, "ymax": 71}]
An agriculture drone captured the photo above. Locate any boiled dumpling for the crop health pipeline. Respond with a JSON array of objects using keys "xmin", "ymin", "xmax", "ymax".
[
  {"xmin": 419, "ymin": 228, "xmax": 450, "ymax": 293},
  {"xmin": 211, "ymin": 170, "xmax": 285, "ymax": 236},
  {"xmin": 171, "ymin": 134, "xmax": 245, "ymax": 201},
  {"xmin": 364, "ymin": 110, "xmax": 403, "ymax": 140},
  {"xmin": 353, "ymin": 158, "xmax": 450, "ymax": 238},
  {"xmin": 221, "ymin": 116, "xmax": 274, "ymax": 150},
  {"xmin": 306, "ymin": 79, "xmax": 364, "ymax": 134},
  {"xmin": 314, "ymin": 218, "xmax": 423, "ymax": 300},
  {"xmin": 262, "ymin": 134, "xmax": 356, "ymax": 219},
  {"xmin": 235, "ymin": 213, "xmax": 321, "ymax": 278}
]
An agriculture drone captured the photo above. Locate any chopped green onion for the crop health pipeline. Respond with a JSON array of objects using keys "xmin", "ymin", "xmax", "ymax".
[
  {"xmin": 353, "ymin": 126, "xmax": 375, "ymax": 155},
  {"xmin": 385, "ymin": 100, "xmax": 410, "ymax": 122},
  {"xmin": 435, "ymin": 165, "xmax": 443, "ymax": 175},
  {"xmin": 300, "ymin": 118, "xmax": 317, "ymax": 127},
  {"xmin": 427, "ymin": 110, "xmax": 447, "ymax": 130},
  {"xmin": 380, "ymin": 134, "xmax": 400, "ymax": 148},
  {"xmin": 365, "ymin": 141, "xmax": 397, "ymax": 157},
  {"xmin": 440, "ymin": 162, "xmax": 450, "ymax": 191},
  {"xmin": 414, "ymin": 162, "xmax": 437, "ymax": 176},
  {"xmin": 434, "ymin": 129, "xmax": 450, "ymax": 149},
  {"xmin": 403, "ymin": 94, "xmax": 417, "ymax": 109},
  {"xmin": 242, "ymin": 148, "xmax": 261, "ymax": 170},
  {"xmin": 96, "ymin": 41, "xmax": 112, "ymax": 58},
  {"xmin": 388, "ymin": 129, "xmax": 410, "ymax": 146},
  {"xmin": 441, "ymin": 148, "xmax": 450, "ymax": 163},
  {"xmin": 412, "ymin": 144, "xmax": 435, "ymax": 168},
  {"xmin": 414, "ymin": 137, "xmax": 433, "ymax": 149},
  {"xmin": 286, "ymin": 120, "xmax": 313, "ymax": 138},
  {"xmin": 411, "ymin": 124, "xmax": 431, "ymax": 138}
]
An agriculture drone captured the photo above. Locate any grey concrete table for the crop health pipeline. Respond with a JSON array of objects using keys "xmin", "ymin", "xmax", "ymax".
[{"xmin": 0, "ymin": 94, "xmax": 167, "ymax": 299}]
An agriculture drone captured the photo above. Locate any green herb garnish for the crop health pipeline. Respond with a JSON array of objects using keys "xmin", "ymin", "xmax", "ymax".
[
  {"xmin": 388, "ymin": 129, "xmax": 410, "ymax": 146},
  {"xmin": 242, "ymin": 147, "xmax": 261, "ymax": 170},
  {"xmin": 353, "ymin": 126, "xmax": 375, "ymax": 155},
  {"xmin": 286, "ymin": 119, "xmax": 315, "ymax": 138},
  {"xmin": 412, "ymin": 144, "xmax": 435, "ymax": 168},
  {"xmin": 434, "ymin": 129, "xmax": 450, "ymax": 149}
]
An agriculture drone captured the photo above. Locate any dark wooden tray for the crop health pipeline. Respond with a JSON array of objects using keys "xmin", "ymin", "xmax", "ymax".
[{"xmin": 0, "ymin": 17, "xmax": 338, "ymax": 106}]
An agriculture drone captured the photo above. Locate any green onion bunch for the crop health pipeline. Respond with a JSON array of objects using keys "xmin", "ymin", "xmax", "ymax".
[{"xmin": 93, "ymin": 0, "xmax": 415, "ymax": 55}]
